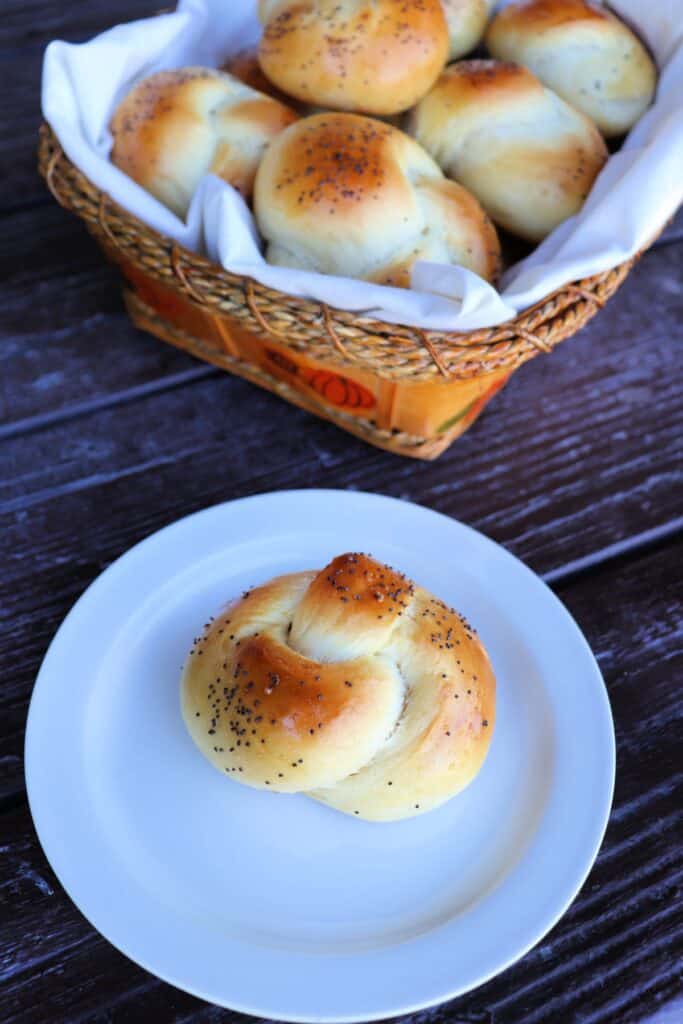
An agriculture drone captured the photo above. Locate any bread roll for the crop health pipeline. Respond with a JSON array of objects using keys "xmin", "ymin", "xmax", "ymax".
[
  {"xmin": 182, "ymin": 553, "xmax": 496, "ymax": 821},
  {"xmin": 257, "ymin": 0, "xmax": 450, "ymax": 115},
  {"xmin": 486, "ymin": 0, "xmax": 657, "ymax": 138},
  {"xmin": 441, "ymin": 0, "xmax": 490, "ymax": 59},
  {"xmin": 253, "ymin": 113, "xmax": 501, "ymax": 286},
  {"xmin": 110, "ymin": 67, "xmax": 297, "ymax": 217},
  {"xmin": 221, "ymin": 48, "xmax": 301, "ymax": 108},
  {"xmin": 408, "ymin": 59, "xmax": 608, "ymax": 242}
]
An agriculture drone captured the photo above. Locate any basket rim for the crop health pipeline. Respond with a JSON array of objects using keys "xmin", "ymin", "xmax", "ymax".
[{"xmin": 37, "ymin": 120, "xmax": 644, "ymax": 381}]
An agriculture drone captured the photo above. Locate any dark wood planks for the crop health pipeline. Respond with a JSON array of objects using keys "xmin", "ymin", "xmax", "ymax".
[
  {"xmin": 0, "ymin": 207, "xmax": 211, "ymax": 427},
  {"xmin": 1, "ymin": 0, "xmax": 154, "ymax": 215},
  {"xmin": 1, "ymin": 241, "xmax": 681, "ymax": 800},
  {"xmin": 660, "ymin": 211, "xmax": 683, "ymax": 246},
  {"xmin": 0, "ymin": 51, "xmax": 44, "ymax": 217},
  {"xmin": 1, "ymin": 200, "xmax": 680, "ymax": 428},
  {"xmin": 2, "ymin": 0, "xmax": 154, "ymax": 46},
  {"xmin": 2, "ymin": 239, "xmax": 682, "ymax": 542},
  {"xmin": 3, "ymin": 539, "xmax": 681, "ymax": 1024},
  {"xmin": 1, "ymin": 1, "xmax": 682, "ymax": 1021}
]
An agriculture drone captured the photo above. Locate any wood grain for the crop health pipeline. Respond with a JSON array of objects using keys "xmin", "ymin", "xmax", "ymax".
[
  {"xmin": 3, "ymin": 540, "xmax": 680, "ymax": 1024},
  {"xmin": 0, "ymin": 206, "xmax": 679, "ymax": 427},
  {"xmin": 2, "ymin": 0, "xmax": 154, "ymax": 46},
  {"xmin": 1, "ymin": 242, "xmax": 682, "ymax": 800},
  {"xmin": 1, "ymin": 2, "xmax": 682, "ymax": 1022},
  {"xmin": 0, "ymin": 212, "xmax": 211, "ymax": 426},
  {"xmin": 2, "ymin": 239, "xmax": 681, "ymax": 544}
]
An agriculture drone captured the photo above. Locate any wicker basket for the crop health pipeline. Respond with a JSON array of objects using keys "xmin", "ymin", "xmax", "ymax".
[{"xmin": 39, "ymin": 122, "xmax": 639, "ymax": 459}]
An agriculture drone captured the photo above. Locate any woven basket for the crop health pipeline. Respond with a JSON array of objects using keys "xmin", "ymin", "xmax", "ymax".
[{"xmin": 39, "ymin": 121, "xmax": 638, "ymax": 459}]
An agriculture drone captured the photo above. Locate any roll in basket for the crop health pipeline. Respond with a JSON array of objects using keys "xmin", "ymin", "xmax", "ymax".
[{"xmin": 39, "ymin": 123, "xmax": 641, "ymax": 460}]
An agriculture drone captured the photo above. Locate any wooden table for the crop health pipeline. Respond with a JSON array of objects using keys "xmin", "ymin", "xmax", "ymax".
[{"xmin": 2, "ymin": 3, "xmax": 682, "ymax": 1022}]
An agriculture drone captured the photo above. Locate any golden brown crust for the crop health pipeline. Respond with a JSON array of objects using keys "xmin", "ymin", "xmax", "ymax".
[
  {"xmin": 485, "ymin": 0, "xmax": 657, "ymax": 137},
  {"xmin": 221, "ymin": 47, "xmax": 299, "ymax": 106},
  {"xmin": 110, "ymin": 67, "xmax": 298, "ymax": 216},
  {"xmin": 291, "ymin": 553, "xmax": 414, "ymax": 657},
  {"xmin": 254, "ymin": 112, "xmax": 501, "ymax": 284},
  {"xmin": 408, "ymin": 59, "xmax": 608, "ymax": 241},
  {"xmin": 367, "ymin": 177, "xmax": 501, "ymax": 286},
  {"xmin": 257, "ymin": 0, "xmax": 450, "ymax": 115},
  {"xmin": 312, "ymin": 589, "xmax": 496, "ymax": 817},
  {"xmin": 435, "ymin": 57, "xmax": 539, "ymax": 102},
  {"xmin": 493, "ymin": 0, "xmax": 609, "ymax": 28},
  {"xmin": 182, "ymin": 552, "xmax": 496, "ymax": 820},
  {"xmin": 258, "ymin": 115, "xmax": 408, "ymax": 218}
]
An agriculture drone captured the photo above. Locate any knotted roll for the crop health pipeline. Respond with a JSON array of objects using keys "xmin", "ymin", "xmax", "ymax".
[
  {"xmin": 441, "ymin": 0, "xmax": 490, "ymax": 60},
  {"xmin": 253, "ymin": 113, "xmax": 501, "ymax": 286},
  {"xmin": 408, "ymin": 59, "xmax": 608, "ymax": 242},
  {"xmin": 485, "ymin": 0, "xmax": 657, "ymax": 138},
  {"xmin": 110, "ymin": 67, "xmax": 298, "ymax": 217},
  {"xmin": 182, "ymin": 553, "xmax": 496, "ymax": 821},
  {"xmin": 257, "ymin": 0, "xmax": 450, "ymax": 115}
]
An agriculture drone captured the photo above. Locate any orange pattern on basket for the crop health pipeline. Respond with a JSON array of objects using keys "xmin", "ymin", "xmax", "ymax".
[{"xmin": 266, "ymin": 350, "xmax": 375, "ymax": 410}]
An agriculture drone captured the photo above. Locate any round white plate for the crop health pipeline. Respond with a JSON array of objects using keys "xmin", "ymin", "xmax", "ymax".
[{"xmin": 25, "ymin": 490, "xmax": 615, "ymax": 1022}]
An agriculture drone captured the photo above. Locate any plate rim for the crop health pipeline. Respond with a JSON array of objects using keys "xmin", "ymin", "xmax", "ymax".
[{"xmin": 24, "ymin": 488, "xmax": 616, "ymax": 1022}]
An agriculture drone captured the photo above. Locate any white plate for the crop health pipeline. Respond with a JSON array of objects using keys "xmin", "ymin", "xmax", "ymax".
[{"xmin": 25, "ymin": 490, "xmax": 615, "ymax": 1022}]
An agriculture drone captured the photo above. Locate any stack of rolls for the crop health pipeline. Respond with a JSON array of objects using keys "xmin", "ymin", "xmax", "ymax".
[
  {"xmin": 109, "ymin": 0, "xmax": 658, "ymax": 285},
  {"xmin": 253, "ymin": 112, "xmax": 502, "ymax": 285}
]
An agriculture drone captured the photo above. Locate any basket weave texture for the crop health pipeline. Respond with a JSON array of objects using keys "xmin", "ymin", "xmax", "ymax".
[{"xmin": 38, "ymin": 123, "xmax": 637, "ymax": 384}]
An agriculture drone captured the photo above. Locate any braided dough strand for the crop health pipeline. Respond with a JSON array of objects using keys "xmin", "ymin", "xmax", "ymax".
[{"xmin": 182, "ymin": 553, "xmax": 495, "ymax": 820}]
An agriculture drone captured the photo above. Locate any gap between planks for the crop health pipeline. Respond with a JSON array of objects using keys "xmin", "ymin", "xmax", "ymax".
[
  {"xmin": 3, "ymin": 237, "xmax": 681, "ymax": 443},
  {"xmin": 541, "ymin": 517, "xmax": 683, "ymax": 586},
  {"xmin": 0, "ymin": 364, "xmax": 220, "ymax": 441}
]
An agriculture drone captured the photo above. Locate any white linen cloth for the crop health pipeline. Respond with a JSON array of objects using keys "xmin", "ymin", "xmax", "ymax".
[{"xmin": 41, "ymin": 0, "xmax": 683, "ymax": 331}]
